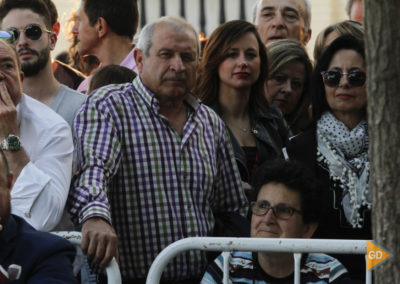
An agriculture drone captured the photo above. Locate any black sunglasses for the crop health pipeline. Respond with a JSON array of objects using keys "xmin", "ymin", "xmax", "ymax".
[
  {"xmin": 250, "ymin": 201, "xmax": 302, "ymax": 220},
  {"xmin": 6, "ymin": 24, "xmax": 51, "ymax": 43},
  {"xmin": 321, "ymin": 69, "xmax": 366, "ymax": 88}
]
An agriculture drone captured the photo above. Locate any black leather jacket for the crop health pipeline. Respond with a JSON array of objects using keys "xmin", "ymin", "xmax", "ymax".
[{"xmin": 211, "ymin": 103, "xmax": 289, "ymax": 182}]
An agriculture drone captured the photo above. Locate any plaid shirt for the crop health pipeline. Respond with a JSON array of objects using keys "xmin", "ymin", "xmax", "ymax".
[{"xmin": 68, "ymin": 77, "xmax": 247, "ymax": 280}]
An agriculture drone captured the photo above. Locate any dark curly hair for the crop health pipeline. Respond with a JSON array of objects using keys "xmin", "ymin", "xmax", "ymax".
[{"xmin": 251, "ymin": 159, "xmax": 324, "ymax": 224}]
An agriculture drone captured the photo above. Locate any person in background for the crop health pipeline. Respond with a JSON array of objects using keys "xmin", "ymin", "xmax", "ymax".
[
  {"xmin": 42, "ymin": 0, "xmax": 86, "ymax": 90},
  {"xmin": 0, "ymin": 0, "xmax": 86, "ymax": 131},
  {"xmin": 0, "ymin": 148, "xmax": 77, "ymax": 284},
  {"xmin": 195, "ymin": 20, "xmax": 288, "ymax": 194},
  {"xmin": 252, "ymin": 0, "xmax": 312, "ymax": 46},
  {"xmin": 87, "ymin": 64, "xmax": 136, "ymax": 94},
  {"xmin": 0, "ymin": 37, "xmax": 73, "ymax": 232},
  {"xmin": 346, "ymin": 0, "xmax": 364, "ymax": 24},
  {"xmin": 285, "ymin": 35, "xmax": 370, "ymax": 282},
  {"xmin": 73, "ymin": 0, "xmax": 139, "ymax": 93},
  {"xmin": 265, "ymin": 39, "xmax": 312, "ymax": 135},
  {"xmin": 65, "ymin": 10, "xmax": 100, "ymax": 77},
  {"xmin": 68, "ymin": 16, "xmax": 247, "ymax": 282},
  {"xmin": 201, "ymin": 160, "xmax": 351, "ymax": 284},
  {"xmin": 313, "ymin": 20, "xmax": 364, "ymax": 62}
]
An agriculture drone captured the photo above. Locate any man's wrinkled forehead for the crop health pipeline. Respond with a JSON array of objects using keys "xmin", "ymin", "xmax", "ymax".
[
  {"xmin": 258, "ymin": 0, "xmax": 306, "ymax": 19},
  {"xmin": 0, "ymin": 40, "xmax": 20, "ymax": 68}
]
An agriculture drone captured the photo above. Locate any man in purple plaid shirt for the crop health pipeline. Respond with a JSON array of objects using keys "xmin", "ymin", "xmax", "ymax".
[{"xmin": 68, "ymin": 16, "xmax": 248, "ymax": 283}]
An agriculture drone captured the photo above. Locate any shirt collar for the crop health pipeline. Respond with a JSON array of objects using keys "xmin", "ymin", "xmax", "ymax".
[{"xmin": 133, "ymin": 76, "xmax": 201, "ymax": 115}]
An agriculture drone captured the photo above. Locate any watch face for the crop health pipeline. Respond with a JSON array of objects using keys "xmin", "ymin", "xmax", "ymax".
[{"xmin": 7, "ymin": 135, "xmax": 21, "ymax": 151}]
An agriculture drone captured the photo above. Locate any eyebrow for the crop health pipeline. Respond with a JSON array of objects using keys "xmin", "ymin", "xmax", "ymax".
[
  {"xmin": 261, "ymin": 6, "xmax": 300, "ymax": 15},
  {"xmin": 0, "ymin": 56, "xmax": 15, "ymax": 64}
]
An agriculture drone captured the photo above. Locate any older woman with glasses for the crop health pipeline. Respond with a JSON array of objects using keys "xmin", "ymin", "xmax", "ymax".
[
  {"xmin": 285, "ymin": 34, "xmax": 370, "ymax": 282},
  {"xmin": 201, "ymin": 160, "xmax": 350, "ymax": 283}
]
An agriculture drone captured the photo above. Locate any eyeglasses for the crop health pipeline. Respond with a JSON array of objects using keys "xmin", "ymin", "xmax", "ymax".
[
  {"xmin": 321, "ymin": 69, "xmax": 366, "ymax": 88},
  {"xmin": 0, "ymin": 30, "xmax": 13, "ymax": 40},
  {"xmin": 6, "ymin": 24, "xmax": 51, "ymax": 43},
  {"xmin": 250, "ymin": 201, "xmax": 302, "ymax": 220}
]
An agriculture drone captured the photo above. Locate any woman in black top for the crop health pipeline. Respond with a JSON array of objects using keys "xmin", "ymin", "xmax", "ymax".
[
  {"xmin": 286, "ymin": 35, "xmax": 370, "ymax": 282},
  {"xmin": 194, "ymin": 20, "xmax": 288, "ymax": 192}
]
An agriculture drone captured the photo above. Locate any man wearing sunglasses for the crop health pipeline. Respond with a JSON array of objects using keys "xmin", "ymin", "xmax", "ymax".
[
  {"xmin": 0, "ymin": 0, "xmax": 86, "ymax": 133},
  {"xmin": 73, "ymin": 0, "xmax": 139, "ymax": 93},
  {"xmin": 0, "ymin": 38, "xmax": 73, "ymax": 232},
  {"xmin": 202, "ymin": 160, "xmax": 351, "ymax": 283}
]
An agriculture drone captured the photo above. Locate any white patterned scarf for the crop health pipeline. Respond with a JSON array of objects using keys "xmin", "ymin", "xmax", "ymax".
[{"xmin": 317, "ymin": 111, "xmax": 371, "ymax": 228}]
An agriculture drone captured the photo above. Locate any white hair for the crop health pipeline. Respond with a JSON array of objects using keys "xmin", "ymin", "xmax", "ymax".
[
  {"xmin": 136, "ymin": 16, "xmax": 200, "ymax": 58},
  {"xmin": 252, "ymin": 0, "xmax": 312, "ymax": 32},
  {"xmin": 345, "ymin": 0, "xmax": 362, "ymax": 17}
]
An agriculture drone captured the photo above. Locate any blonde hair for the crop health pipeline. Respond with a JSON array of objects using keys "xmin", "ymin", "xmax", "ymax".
[{"xmin": 266, "ymin": 39, "xmax": 312, "ymax": 129}]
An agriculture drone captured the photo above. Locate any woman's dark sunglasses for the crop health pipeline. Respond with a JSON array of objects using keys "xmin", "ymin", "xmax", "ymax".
[
  {"xmin": 321, "ymin": 69, "xmax": 366, "ymax": 88},
  {"xmin": 6, "ymin": 24, "xmax": 51, "ymax": 43}
]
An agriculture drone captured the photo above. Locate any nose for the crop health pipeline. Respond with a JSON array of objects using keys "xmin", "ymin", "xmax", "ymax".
[
  {"xmin": 15, "ymin": 31, "xmax": 29, "ymax": 48},
  {"xmin": 271, "ymin": 12, "xmax": 285, "ymax": 28},
  {"xmin": 237, "ymin": 53, "xmax": 248, "ymax": 68},
  {"xmin": 281, "ymin": 79, "xmax": 292, "ymax": 94},
  {"xmin": 262, "ymin": 207, "xmax": 277, "ymax": 224},
  {"xmin": 169, "ymin": 55, "xmax": 185, "ymax": 72},
  {"xmin": 338, "ymin": 74, "xmax": 350, "ymax": 88},
  {"xmin": 72, "ymin": 21, "xmax": 79, "ymax": 36}
]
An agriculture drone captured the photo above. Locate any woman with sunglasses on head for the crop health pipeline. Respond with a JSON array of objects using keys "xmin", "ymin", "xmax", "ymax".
[
  {"xmin": 195, "ymin": 20, "xmax": 289, "ymax": 196},
  {"xmin": 285, "ymin": 34, "xmax": 370, "ymax": 283},
  {"xmin": 201, "ymin": 160, "xmax": 351, "ymax": 283}
]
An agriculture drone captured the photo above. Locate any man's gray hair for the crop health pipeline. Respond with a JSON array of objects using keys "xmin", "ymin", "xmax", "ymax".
[
  {"xmin": 136, "ymin": 16, "xmax": 200, "ymax": 58},
  {"xmin": 252, "ymin": 0, "xmax": 312, "ymax": 32}
]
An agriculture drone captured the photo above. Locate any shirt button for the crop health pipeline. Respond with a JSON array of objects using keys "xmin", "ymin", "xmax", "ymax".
[{"xmin": 24, "ymin": 212, "xmax": 31, "ymax": 218}]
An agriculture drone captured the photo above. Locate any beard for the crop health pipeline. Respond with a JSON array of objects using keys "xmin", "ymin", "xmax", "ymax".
[{"xmin": 20, "ymin": 46, "xmax": 50, "ymax": 77}]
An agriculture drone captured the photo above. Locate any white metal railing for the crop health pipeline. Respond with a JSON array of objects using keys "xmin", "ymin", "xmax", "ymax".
[
  {"xmin": 146, "ymin": 237, "xmax": 371, "ymax": 284},
  {"xmin": 51, "ymin": 231, "xmax": 121, "ymax": 284}
]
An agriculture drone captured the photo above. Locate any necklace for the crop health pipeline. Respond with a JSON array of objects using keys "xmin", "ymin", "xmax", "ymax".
[{"xmin": 226, "ymin": 121, "xmax": 250, "ymax": 133}]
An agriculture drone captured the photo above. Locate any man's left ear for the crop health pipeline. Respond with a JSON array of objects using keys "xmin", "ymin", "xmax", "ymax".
[
  {"xmin": 97, "ymin": 17, "xmax": 108, "ymax": 38},
  {"xmin": 302, "ymin": 222, "xmax": 318, "ymax": 238},
  {"xmin": 52, "ymin": 22, "xmax": 60, "ymax": 36},
  {"xmin": 49, "ymin": 30, "xmax": 57, "ymax": 51}
]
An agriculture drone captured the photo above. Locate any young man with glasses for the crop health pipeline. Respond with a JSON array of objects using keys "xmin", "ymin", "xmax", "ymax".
[
  {"xmin": 0, "ymin": 0, "xmax": 86, "ymax": 133},
  {"xmin": 202, "ymin": 160, "xmax": 351, "ymax": 283}
]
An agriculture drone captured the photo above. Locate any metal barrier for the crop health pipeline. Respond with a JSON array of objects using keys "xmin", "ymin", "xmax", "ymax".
[
  {"xmin": 146, "ymin": 237, "xmax": 371, "ymax": 284},
  {"xmin": 51, "ymin": 231, "xmax": 122, "ymax": 284}
]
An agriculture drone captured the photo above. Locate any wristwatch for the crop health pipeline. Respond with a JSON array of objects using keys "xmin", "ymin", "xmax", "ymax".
[{"xmin": 0, "ymin": 134, "xmax": 22, "ymax": 151}]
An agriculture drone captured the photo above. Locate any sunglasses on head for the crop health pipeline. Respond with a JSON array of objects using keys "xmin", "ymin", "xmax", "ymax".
[
  {"xmin": 6, "ymin": 24, "xmax": 51, "ymax": 43},
  {"xmin": 321, "ymin": 69, "xmax": 366, "ymax": 88}
]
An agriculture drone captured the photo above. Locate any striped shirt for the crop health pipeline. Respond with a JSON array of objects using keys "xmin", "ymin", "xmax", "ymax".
[
  {"xmin": 201, "ymin": 251, "xmax": 350, "ymax": 284},
  {"xmin": 68, "ymin": 77, "xmax": 248, "ymax": 280}
]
